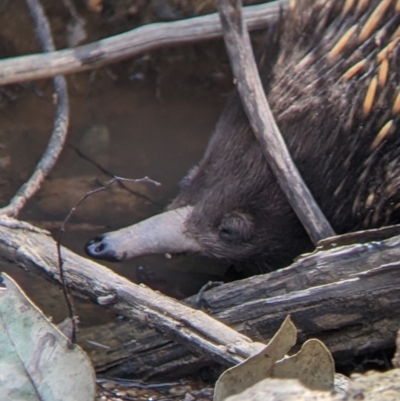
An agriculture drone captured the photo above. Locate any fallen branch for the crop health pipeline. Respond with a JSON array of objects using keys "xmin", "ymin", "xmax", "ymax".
[
  {"xmin": 0, "ymin": 217, "xmax": 265, "ymax": 367},
  {"xmin": 82, "ymin": 230, "xmax": 400, "ymax": 378},
  {"xmin": 0, "ymin": 0, "xmax": 69, "ymax": 217},
  {"xmin": 215, "ymin": 0, "xmax": 334, "ymax": 244},
  {"xmin": 1, "ymin": 217, "xmax": 399, "ymax": 379},
  {"xmin": 0, "ymin": 1, "xmax": 286, "ymax": 85}
]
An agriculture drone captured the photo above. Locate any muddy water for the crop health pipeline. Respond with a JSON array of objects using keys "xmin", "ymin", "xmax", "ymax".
[
  {"xmin": 0, "ymin": 1, "xmax": 235, "ymax": 325},
  {"xmin": 2, "ymin": 73, "xmax": 233, "ymax": 324}
]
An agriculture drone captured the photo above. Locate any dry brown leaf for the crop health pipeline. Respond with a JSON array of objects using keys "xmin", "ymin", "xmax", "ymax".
[
  {"xmin": 214, "ymin": 316, "xmax": 297, "ymax": 401},
  {"xmin": 273, "ymin": 339, "xmax": 334, "ymax": 391}
]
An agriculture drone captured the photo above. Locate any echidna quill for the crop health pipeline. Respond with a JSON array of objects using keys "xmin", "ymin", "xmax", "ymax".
[{"xmin": 86, "ymin": 0, "xmax": 400, "ymax": 273}]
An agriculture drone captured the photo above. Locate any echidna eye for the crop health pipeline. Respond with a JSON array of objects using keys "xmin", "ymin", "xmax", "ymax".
[
  {"xmin": 219, "ymin": 226, "xmax": 237, "ymax": 241},
  {"xmin": 218, "ymin": 212, "xmax": 254, "ymax": 243}
]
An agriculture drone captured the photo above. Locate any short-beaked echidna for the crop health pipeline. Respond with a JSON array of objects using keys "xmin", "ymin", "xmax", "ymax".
[{"xmin": 86, "ymin": 0, "xmax": 400, "ymax": 273}]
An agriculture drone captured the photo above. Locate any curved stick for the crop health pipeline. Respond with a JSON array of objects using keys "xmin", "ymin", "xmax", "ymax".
[
  {"xmin": 216, "ymin": 0, "xmax": 335, "ymax": 244},
  {"xmin": 0, "ymin": 1, "xmax": 287, "ymax": 85},
  {"xmin": 0, "ymin": 1, "xmax": 69, "ymax": 219}
]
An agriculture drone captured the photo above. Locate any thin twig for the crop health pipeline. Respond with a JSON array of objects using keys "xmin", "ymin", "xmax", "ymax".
[
  {"xmin": 216, "ymin": 0, "xmax": 335, "ymax": 244},
  {"xmin": 195, "ymin": 281, "xmax": 224, "ymax": 309},
  {"xmin": 0, "ymin": 1, "xmax": 287, "ymax": 85},
  {"xmin": 56, "ymin": 175, "xmax": 160, "ymax": 342},
  {"xmin": 0, "ymin": 0, "xmax": 69, "ymax": 218},
  {"xmin": 58, "ymin": 175, "xmax": 161, "ymax": 231},
  {"xmin": 0, "ymin": 0, "xmax": 71, "ymax": 340},
  {"xmin": 69, "ymin": 144, "xmax": 164, "ymax": 208},
  {"xmin": 62, "ymin": 0, "xmax": 87, "ymax": 47}
]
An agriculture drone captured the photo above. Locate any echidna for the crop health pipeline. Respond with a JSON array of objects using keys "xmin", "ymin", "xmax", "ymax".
[{"xmin": 86, "ymin": 0, "xmax": 400, "ymax": 273}]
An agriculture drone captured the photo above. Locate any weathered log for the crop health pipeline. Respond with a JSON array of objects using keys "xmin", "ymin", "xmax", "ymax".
[
  {"xmin": 80, "ymin": 319, "xmax": 213, "ymax": 379},
  {"xmin": 0, "ymin": 217, "xmax": 265, "ymax": 366},
  {"xmin": 1, "ymin": 217, "xmax": 399, "ymax": 379},
  {"xmin": 0, "ymin": 1, "xmax": 285, "ymax": 85},
  {"xmin": 82, "ymin": 235, "xmax": 400, "ymax": 378}
]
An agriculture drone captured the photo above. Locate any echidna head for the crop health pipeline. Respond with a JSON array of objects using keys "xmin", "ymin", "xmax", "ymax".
[{"xmin": 86, "ymin": 0, "xmax": 400, "ymax": 272}]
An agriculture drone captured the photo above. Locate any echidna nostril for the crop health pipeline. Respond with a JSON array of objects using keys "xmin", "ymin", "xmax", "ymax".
[
  {"xmin": 87, "ymin": 237, "xmax": 100, "ymax": 246},
  {"xmin": 95, "ymin": 243, "xmax": 105, "ymax": 253},
  {"xmin": 85, "ymin": 235, "xmax": 107, "ymax": 257},
  {"xmin": 85, "ymin": 234, "xmax": 121, "ymax": 262}
]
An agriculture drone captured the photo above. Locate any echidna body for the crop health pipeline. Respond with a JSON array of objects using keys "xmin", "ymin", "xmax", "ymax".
[{"xmin": 86, "ymin": 0, "xmax": 400, "ymax": 273}]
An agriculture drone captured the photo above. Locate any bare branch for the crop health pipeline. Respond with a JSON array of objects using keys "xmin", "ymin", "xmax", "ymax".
[
  {"xmin": 216, "ymin": 0, "xmax": 335, "ymax": 244},
  {"xmin": 0, "ymin": 217, "xmax": 266, "ymax": 366},
  {"xmin": 70, "ymin": 145, "xmax": 164, "ymax": 208},
  {"xmin": 1, "ymin": 216, "xmax": 400, "ymax": 377},
  {"xmin": 0, "ymin": 0, "xmax": 69, "ymax": 217},
  {"xmin": 0, "ymin": 1, "xmax": 287, "ymax": 85},
  {"xmin": 82, "ymin": 230, "xmax": 400, "ymax": 378},
  {"xmin": 55, "ymin": 175, "xmax": 160, "ymax": 343}
]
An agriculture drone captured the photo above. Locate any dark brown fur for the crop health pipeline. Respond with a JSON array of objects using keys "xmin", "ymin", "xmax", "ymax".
[
  {"xmin": 170, "ymin": 0, "xmax": 400, "ymax": 272},
  {"xmin": 86, "ymin": 0, "xmax": 400, "ymax": 273}
]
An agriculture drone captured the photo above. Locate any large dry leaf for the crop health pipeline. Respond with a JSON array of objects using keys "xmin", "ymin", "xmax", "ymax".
[
  {"xmin": 214, "ymin": 316, "xmax": 296, "ymax": 401},
  {"xmin": 273, "ymin": 339, "xmax": 334, "ymax": 391},
  {"xmin": 214, "ymin": 316, "xmax": 334, "ymax": 401},
  {"xmin": 0, "ymin": 274, "xmax": 95, "ymax": 401}
]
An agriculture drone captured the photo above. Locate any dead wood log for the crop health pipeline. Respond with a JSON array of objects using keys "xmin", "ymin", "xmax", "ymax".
[
  {"xmin": 1, "ymin": 217, "xmax": 400, "ymax": 379},
  {"xmin": 0, "ymin": 217, "xmax": 265, "ymax": 367},
  {"xmin": 0, "ymin": 1, "xmax": 285, "ymax": 85},
  {"xmin": 82, "ymin": 234, "xmax": 400, "ymax": 378}
]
